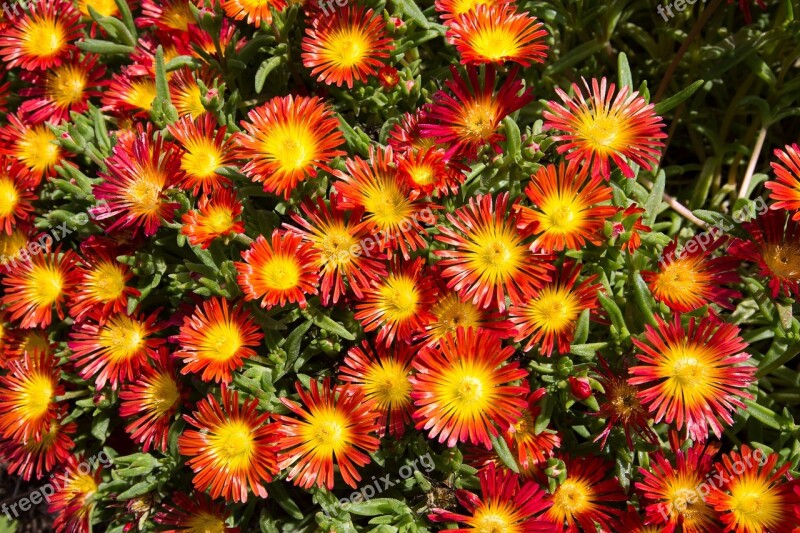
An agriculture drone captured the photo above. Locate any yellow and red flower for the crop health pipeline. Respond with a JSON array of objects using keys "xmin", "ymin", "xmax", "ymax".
[
  {"xmin": 1, "ymin": 112, "xmax": 68, "ymax": 183},
  {"xmin": 509, "ymin": 261, "xmax": 600, "ymax": 356},
  {"xmin": 447, "ymin": 4, "xmax": 548, "ymax": 66},
  {"xmin": 545, "ymin": 455, "xmax": 626, "ymax": 532},
  {"xmin": 334, "ymin": 146, "xmax": 434, "ymax": 259},
  {"xmin": 221, "ymin": 0, "xmax": 287, "ymax": 26},
  {"xmin": 1, "ymin": 247, "xmax": 80, "ymax": 329},
  {"xmin": 422, "ymin": 66, "xmax": 533, "ymax": 160},
  {"xmin": 174, "ymin": 297, "xmax": 264, "ymax": 384},
  {"xmin": 168, "ymin": 114, "xmax": 236, "ymax": 194},
  {"xmin": 77, "ymin": 0, "xmax": 122, "ymax": 19},
  {"xmin": 277, "ymin": 378, "xmax": 381, "ymax": 489},
  {"xmin": 92, "ymin": 127, "xmax": 183, "ymax": 236},
  {"xmin": 69, "ymin": 250, "xmax": 139, "ymax": 321},
  {"xmin": 0, "ymin": 0, "xmax": 83, "ymax": 71},
  {"xmin": 48, "ymin": 458, "xmax": 103, "ymax": 533},
  {"xmin": 301, "ymin": 6, "xmax": 393, "ymax": 88},
  {"xmin": 284, "ymin": 196, "xmax": 388, "ymax": 305},
  {"xmin": 179, "ymin": 386, "xmax": 278, "ymax": 502},
  {"xmin": 0, "ymin": 156, "xmax": 36, "ymax": 235},
  {"xmin": 354, "ymin": 257, "xmax": 438, "ymax": 346},
  {"xmin": 706, "ymin": 445, "xmax": 800, "ymax": 533},
  {"xmin": 2, "ymin": 328, "xmax": 55, "ymax": 365},
  {"xmin": 338, "ymin": 340, "xmax": 415, "ymax": 438},
  {"xmin": 181, "ymin": 189, "xmax": 245, "ymax": 249},
  {"xmin": 609, "ymin": 204, "xmax": 651, "ymax": 253},
  {"xmin": 397, "ymin": 146, "xmax": 462, "ymax": 197},
  {"xmin": 137, "ymin": 0, "xmax": 196, "ymax": 32},
  {"xmin": 237, "ymin": 95, "xmax": 346, "ymax": 199},
  {"xmin": 69, "ymin": 310, "xmax": 165, "ymax": 390},
  {"xmin": 101, "ymin": 72, "xmax": 158, "ymax": 117},
  {"xmin": 594, "ymin": 357, "xmax": 657, "ymax": 448},
  {"xmin": 155, "ymin": 491, "xmax": 238, "ymax": 532},
  {"xmin": 642, "ymin": 234, "xmax": 742, "ymax": 313},
  {"xmin": 505, "ymin": 389, "xmax": 561, "ymax": 472},
  {"xmin": 517, "ymin": 160, "xmax": 617, "ymax": 253},
  {"xmin": 544, "ymin": 77, "xmax": 667, "ymax": 179},
  {"xmin": 119, "ymin": 347, "xmax": 184, "ymax": 453},
  {"xmin": 435, "ymin": 193, "xmax": 553, "ymax": 311},
  {"xmin": 410, "ymin": 327, "xmax": 529, "ymax": 448},
  {"xmin": 766, "ymin": 143, "xmax": 800, "ymax": 220},
  {"xmin": 434, "ymin": 0, "xmax": 514, "ymax": 21},
  {"xmin": 169, "ymin": 67, "xmax": 218, "ymax": 119},
  {"xmin": 0, "ymin": 407, "xmax": 75, "ymax": 481},
  {"xmin": 629, "ymin": 315, "xmax": 756, "ymax": 442}
]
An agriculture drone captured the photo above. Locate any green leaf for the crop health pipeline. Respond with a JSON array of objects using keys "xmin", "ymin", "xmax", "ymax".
[
  {"xmin": 117, "ymin": 480, "xmax": 158, "ymax": 500},
  {"xmin": 269, "ymin": 481, "xmax": 304, "ymax": 520},
  {"xmin": 255, "ymin": 57, "xmax": 283, "ymax": 93},
  {"xmin": 597, "ymin": 293, "xmax": 628, "ymax": 337},
  {"xmin": 503, "ymin": 116, "xmax": 522, "ymax": 161},
  {"xmin": 306, "ymin": 307, "xmax": 356, "ymax": 340},
  {"xmin": 284, "ymin": 319, "xmax": 314, "ymax": 367},
  {"xmin": 618, "ymin": 52, "xmax": 633, "ymax": 89},
  {"xmin": 643, "ymin": 170, "xmax": 665, "ymax": 227},
  {"xmin": 393, "ymin": 0, "xmax": 430, "ymax": 29},
  {"xmin": 150, "ymin": 46, "xmax": 179, "ymax": 126},
  {"xmin": 77, "ymin": 39, "xmax": 135, "ymax": 55},
  {"xmin": 654, "ymin": 80, "xmax": 704, "ymax": 115},
  {"xmin": 631, "ymin": 272, "xmax": 658, "ymax": 327},
  {"xmin": 489, "ymin": 432, "xmax": 519, "ymax": 473},
  {"xmin": 347, "ymin": 498, "xmax": 407, "ymax": 516},
  {"xmin": 114, "ymin": 0, "xmax": 137, "ymax": 37},
  {"xmin": 743, "ymin": 400, "xmax": 782, "ymax": 430}
]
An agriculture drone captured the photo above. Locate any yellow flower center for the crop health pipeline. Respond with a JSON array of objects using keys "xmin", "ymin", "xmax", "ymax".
[
  {"xmin": 449, "ymin": 0, "xmax": 501, "ymax": 16},
  {"xmin": 210, "ymin": 420, "xmax": 255, "ymax": 472},
  {"xmin": 203, "ymin": 207, "xmax": 236, "ymax": 234},
  {"xmin": 78, "ymin": 0, "xmax": 120, "ymax": 17},
  {"xmin": 324, "ymin": 27, "xmax": 371, "ymax": 67},
  {"xmin": 302, "ymin": 406, "xmax": 353, "ymax": 457},
  {"xmin": 145, "ymin": 373, "xmax": 180, "ymax": 416},
  {"xmin": 364, "ymin": 359, "xmax": 411, "ymax": 408},
  {"xmin": 575, "ymin": 108, "xmax": 633, "ymax": 157},
  {"xmin": 182, "ymin": 138, "xmax": 222, "ymax": 179},
  {"xmin": 552, "ymin": 479, "xmax": 592, "ymax": 517},
  {"xmin": 608, "ymin": 380, "xmax": 644, "ymax": 422},
  {"xmin": 525, "ymin": 286, "xmax": 582, "ymax": 334},
  {"xmin": 763, "ymin": 243, "xmax": 800, "ymax": 280},
  {"xmin": 0, "ymin": 177, "xmax": 20, "ymax": 217},
  {"xmin": 28, "ymin": 263, "xmax": 65, "ymax": 307},
  {"xmin": 378, "ymin": 274, "xmax": 420, "ymax": 324},
  {"xmin": 98, "ymin": 315, "xmax": 148, "ymax": 362},
  {"xmin": 185, "ymin": 512, "xmax": 227, "ymax": 533},
  {"xmin": 659, "ymin": 343, "xmax": 720, "ymax": 408},
  {"xmin": 261, "ymin": 255, "xmax": 301, "ymax": 290},
  {"xmin": 174, "ymin": 84, "xmax": 206, "ymax": 118},
  {"xmin": 21, "ymin": 16, "xmax": 66, "ymax": 59},
  {"xmin": 162, "ymin": 1, "xmax": 195, "ymax": 31},
  {"xmin": 85, "ymin": 261, "xmax": 128, "ymax": 303},
  {"xmin": 465, "ymin": 223, "xmax": 525, "ymax": 283},
  {"xmin": 69, "ymin": 472, "xmax": 99, "ymax": 497},
  {"xmin": 47, "ymin": 64, "xmax": 88, "ymax": 108},
  {"xmin": 18, "ymin": 125, "xmax": 60, "ymax": 174},
  {"xmin": 125, "ymin": 79, "xmax": 157, "ymax": 112},
  {"xmin": 125, "ymin": 171, "xmax": 163, "ymax": 215},
  {"xmin": 468, "ymin": 27, "xmax": 522, "ymax": 61},
  {"xmin": 430, "ymin": 293, "xmax": 482, "ymax": 339},
  {"xmin": 462, "ymin": 100, "xmax": 499, "ymax": 141},
  {"xmin": 261, "ymin": 122, "xmax": 318, "ymax": 175},
  {"xmin": 728, "ymin": 476, "xmax": 783, "ymax": 531},
  {"xmin": 199, "ymin": 321, "xmax": 244, "ymax": 362},
  {"xmin": 361, "ymin": 177, "xmax": 414, "ymax": 231},
  {"xmin": 19, "ymin": 372, "xmax": 55, "ymax": 421},
  {"xmin": 318, "ymin": 225, "xmax": 358, "ymax": 269},
  {"xmin": 408, "ymin": 164, "xmax": 435, "ymax": 186},
  {"xmin": 0, "ymin": 230, "xmax": 29, "ymax": 263},
  {"xmin": 539, "ymin": 197, "xmax": 586, "ymax": 236}
]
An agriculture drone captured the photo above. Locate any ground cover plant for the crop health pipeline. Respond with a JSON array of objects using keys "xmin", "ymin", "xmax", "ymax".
[{"xmin": 0, "ymin": 0, "xmax": 800, "ymax": 531}]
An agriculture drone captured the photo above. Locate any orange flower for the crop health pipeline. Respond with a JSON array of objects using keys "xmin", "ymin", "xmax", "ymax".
[
  {"xmin": 137, "ymin": 0, "xmax": 196, "ymax": 32},
  {"xmin": 69, "ymin": 250, "xmax": 139, "ymax": 322},
  {"xmin": 0, "ymin": 156, "xmax": 36, "ymax": 235},
  {"xmin": 168, "ymin": 114, "xmax": 236, "ymax": 194},
  {"xmin": 0, "ymin": 407, "xmax": 75, "ymax": 481},
  {"xmin": 221, "ymin": 0, "xmax": 287, "ymax": 26},
  {"xmin": 505, "ymin": 389, "xmax": 560, "ymax": 472},
  {"xmin": 155, "ymin": 491, "xmax": 237, "ymax": 532},
  {"xmin": 0, "ymin": 0, "xmax": 83, "ymax": 71},
  {"xmin": 236, "ymin": 230, "xmax": 320, "ymax": 309},
  {"xmin": 181, "ymin": 189, "xmax": 245, "ymax": 249},
  {"xmin": 434, "ymin": 0, "xmax": 514, "ymax": 21},
  {"xmin": 766, "ymin": 143, "xmax": 800, "ymax": 220},
  {"xmin": 0, "ymin": 112, "xmax": 68, "ymax": 183},
  {"xmin": 169, "ymin": 68, "xmax": 218, "ymax": 119},
  {"xmin": 277, "ymin": 378, "xmax": 381, "ymax": 489},
  {"xmin": 100, "ymin": 72, "xmax": 157, "ymax": 117},
  {"xmin": 48, "ymin": 458, "xmax": 103, "ymax": 533},
  {"xmin": 178, "ymin": 386, "xmax": 278, "ymax": 502}
]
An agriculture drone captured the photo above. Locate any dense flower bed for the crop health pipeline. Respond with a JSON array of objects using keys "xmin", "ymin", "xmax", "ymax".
[{"xmin": 0, "ymin": 0, "xmax": 799, "ymax": 531}]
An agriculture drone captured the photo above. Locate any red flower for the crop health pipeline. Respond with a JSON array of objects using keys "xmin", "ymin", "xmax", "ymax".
[{"xmin": 0, "ymin": 0, "xmax": 83, "ymax": 71}]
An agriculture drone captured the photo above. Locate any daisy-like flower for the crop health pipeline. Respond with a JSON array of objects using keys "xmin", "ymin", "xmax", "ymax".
[
  {"xmin": 3, "ymin": 328, "xmax": 55, "ymax": 364},
  {"xmin": 101, "ymin": 72, "xmax": 158, "ymax": 117},
  {"xmin": 0, "ymin": 0, "xmax": 83, "ymax": 70},
  {"xmin": 48, "ymin": 458, "xmax": 103, "ymax": 533},
  {"xmin": 221, "ymin": 0, "xmax": 287, "ymax": 26},
  {"xmin": 0, "ymin": 227, "xmax": 30, "ymax": 270},
  {"xmin": 411, "ymin": 327, "xmax": 529, "ymax": 448},
  {"xmin": 517, "ymin": 160, "xmax": 617, "ymax": 252},
  {"xmin": 174, "ymin": 297, "xmax": 263, "ymax": 384},
  {"xmin": 1, "ymin": 112, "xmax": 66, "ymax": 183},
  {"xmin": 137, "ymin": 0, "xmax": 196, "ymax": 32},
  {"xmin": 505, "ymin": 389, "xmax": 561, "ymax": 472},
  {"xmin": 238, "ymin": 230, "xmax": 320, "ymax": 310},
  {"xmin": 301, "ymin": 6, "xmax": 393, "ymax": 88},
  {"xmin": 546, "ymin": 455, "xmax": 626, "ymax": 532},
  {"xmin": 422, "ymin": 65, "xmax": 533, "ymax": 160},
  {"xmin": 168, "ymin": 114, "xmax": 236, "ymax": 194},
  {"xmin": 637, "ymin": 439, "xmax": 721, "ymax": 532},
  {"xmin": 0, "ymin": 409, "xmax": 75, "ymax": 480},
  {"xmin": 92, "ymin": 127, "xmax": 183, "ymax": 236},
  {"xmin": 354, "ymin": 257, "xmax": 437, "ymax": 346},
  {"xmin": 509, "ymin": 261, "xmax": 600, "ymax": 356},
  {"xmin": 429, "ymin": 463, "xmax": 553, "ymax": 530},
  {"xmin": 169, "ymin": 68, "xmax": 217, "ymax": 119},
  {"xmin": 593, "ymin": 358, "xmax": 657, "ymax": 448},
  {"xmin": 766, "ymin": 143, "xmax": 800, "ymax": 220},
  {"xmin": 179, "ymin": 386, "xmax": 278, "ymax": 502},
  {"xmin": 18, "ymin": 52, "xmax": 106, "ymax": 124},
  {"xmin": 435, "ymin": 193, "xmax": 553, "ymax": 312},
  {"xmin": 1, "ymin": 247, "xmax": 80, "ymax": 329},
  {"xmin": 181, "ymin": 189, "xmax": 245, "ymax": 249},
  {"xmin": 729, "ymin": 210, "xmax": 800, "ymax": 299},
  {"xmin": 69, "ymin": 311, "xmax": 165, "ymax": 390},
  {"xmin": 155, "ymin": 491, "xmax": 237, "ymax": 532},
  {"xmin": 609, "ymin": 204, "xmax": 651, "ymax": 253},
  {"xmin": 334, "ymin": 146, "xmax": 434, "ymax": 259},
  {"xmin": 377, "ymin": 65, "xmax": 400, "ymax": 89},
  {"xmin": 643, "ymin": 234, "xmax": 741, "ymax": 313},
  {"xmin": 447, "ymin": 4, "xmax": 548, "ymax": 66},
  {"xmin": 237, "ymin": 95, "xmax": 346, "ymax": 199},
  {"xmin": 434, "ymin": 0, "xmax": 514, "ymax": 21},
  {"xmin": 284, "ymin": 196, "xmax": 387, "ymax": 305},
  {"xmin": 69, "ymin": 250, "xmax": 139, "ymax": 321},
  {"xmin": 707, "ymin": 445, "xmax": 800, "ymax": 533},
  {"xmin": 119, "ymin": 347, "xmax": 183, "ymax": 453},
  {"xmin": 629, "ymin": 315, "xmax": 756, "ymax": 442},
  {"xmin": 543, "ymin": 77, "xmax": 667, "ymax": 179},
  {"xmin": 338, "ymin": 341, "xmax": 415, "ymax": 438},
  {"xmin": 0, "ymin": 350, "xmax": 64, "ymax": 443},
  {"xmin": 277, "ymin": 378, "xmax": 381, "ymax": 489},
  {"xmin": 397, "ymin": 146, "xmax": 460, "ymax": 197},
  {"xmin": 0, "ymin": 156, "xmax": 36, "ymax": 235}
]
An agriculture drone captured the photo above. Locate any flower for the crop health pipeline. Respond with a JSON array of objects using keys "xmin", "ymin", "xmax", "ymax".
[
  {"xmin": 92, "ymin": 127, "xmax": 183, "ymax": 236},
  {"xmin": 137, "ymin": 0, "xmax": 196, "ymax": 32},
  {"xmin": 0, "ymin": 112, "xmax": 67, "ymax": 182},
  {"xmin": 119, "ymin": 347, "xmax": 183, "ymax": 453},
  {"xmin": 397, "ymin": 146, "xmax": 465, "ymax": 197},
  {"xmin": 609, "ymin": 204, "xmax": 651, "ymax": 253},
  {"xmin": 284, "ymin": 196, "xmax": 388, "ymax": 305},
  {"xmin": 178, "ymin": 386, "xmax": 278, "ymax": 502},
  {"xmin": 0, "ymin": 0, "xmax": 83, "ymax": 71},
  {"xmin": 220, "ymin": 0, "xmax": 287, "ymax": 26},
  {"xmin": 69, "ymin": 250, "xmax": 139, "ymax": 321},
  {"xmin": 354, "ymin": 257, "xmax": 438, "ymax": 346},
  {"xmin": 168, "ymin": 114, "xmax": 236, "ymax": 194},
  {"xmin": 517, "ymin": 160, "xmax": 617, "ymax": 253},
  {"xmin": 69, "ymin": 311, "xmax": 165, "ymax": 390},
  {"xmin": 629, "ymin": 315, "xmax": 756, "ymax": 442},
  {"xmin": 236, "ymin": 230, "xmax": 320, "ymax": 309},
  {"xmin": 434, "ymin": 0, "xmax": 515, "ymax": 22},
  {"xmin": 237, "ymin": 95, "xmax": 346, "ymax": 199},
  {"xmin": 706, "ymin": 445, "xmax": 800, "ymax": 533},
  {"xmin": 429, "ymin": 463, "xmax": 553, "ymax": 530},
  {"xmin": 0, "ymin": 409, "xmax": 75, "ymax": 480},
  {"xmin": 101, "ymin": 72, "xmax": 158, "ymax": 117},
  {"xmin": 48, "ymin": 459, "xmax": 103, "ymax": 533},
  {"xmin": 766, "ymin": 143, "xmax": 800, "ymax": 221},
  {"xmin": 155, "ymin": 491, "xmax": 238, "ymax": 532},
  {"xmin": 169, "ymin": 68, "xmax": 216, "ymax": 119},
  {"xmin": 543, "ymin": 77, "xmax": 667, "ymax": 179},
  {"xmin": 509, "ymin": 261, "xmax": 599, "ymax": 356},
  {"xmin": 447, "ymin": 4, "xmax": 548, "ymax": 66},
  {"xmin": 77, "ymin": 0, "xmax": 120, "ymax": 19},
  {"xmin": 1, "ymin": 247, "xmax": 80, "ymax": 329},
  {"xmin": 410, "ymin": 327, "xmax": 529, "ymax": 448},
  {"xmin": 277, "ymin": 378, "xmax": 381, "ymax": 489},
  {"xmin": 422, "ymin": 66, "xmax": 533, "ymax": 160},
  {"xmin": 505, "ymin": 389, "xmax": 561, "ymax": 471},
  {"xmin": 642, "ymin": 234, "xmax": 742, "ymax": 313},
  {"xmin": 729, "ymin": 210, "xmax": 800, "ymax": 299},
  {"xmin": 174, "ymin": 297, "xmax": 264, "ymax": 384},
  {"xmin": 377, "ymin": 65, "xmax": 400, "ymax": 89},
  {"xmin": 435, "ymin": 193, "xmax": 553, "ymax": 311},
  {"xmin": 301, "ymin": 6, "xmax": 393, "ymax": 88},
  {"xmin": 545, "ymin": 455, "xmax": 626, "ymax": 532},
  {"xmin": 593, "ymin": 358, "xmax": 657, "ymax": 448},
  {"xmin": 0, "ymin": 156, "xmax": 36, "ymax": 235},
  {"xmin": 181, "ymin": 189, "xmax": 245, "ymax": 249},
  {"xmin": 338, "ymin": 340, "xmax": 415, "ymax": 438}
]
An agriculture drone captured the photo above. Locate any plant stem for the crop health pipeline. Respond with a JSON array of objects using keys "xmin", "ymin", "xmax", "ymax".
[
  {"xmin": 738, "ymin": 124, "xmax": 768, "ymax": 199},
  {"xmin": 640, "ymin": 177, "xmax": 708, "ymax": 228}
]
